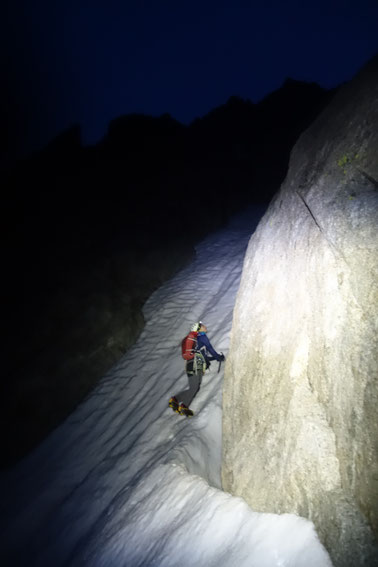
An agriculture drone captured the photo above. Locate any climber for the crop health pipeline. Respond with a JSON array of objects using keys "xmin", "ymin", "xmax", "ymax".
[{"xmin": 169, "ymin": 322, "xmax": 224, "ymax": 416}]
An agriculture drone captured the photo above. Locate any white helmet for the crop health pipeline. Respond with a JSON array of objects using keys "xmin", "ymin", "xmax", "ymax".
[{"xmin": 191, "ymin": 321, "xmax": 202, "ymax": 332}]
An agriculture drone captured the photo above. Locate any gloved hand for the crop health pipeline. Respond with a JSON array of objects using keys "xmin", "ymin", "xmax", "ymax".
[
  {"xmin": 219, "ymin": 353, "xmax": 225, "ymax": 362},
  {"xmin": 206, "ymin": 360, "xmax": 211, "ymax": 369}
]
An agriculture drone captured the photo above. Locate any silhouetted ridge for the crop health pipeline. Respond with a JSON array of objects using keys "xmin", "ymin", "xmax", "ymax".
[
  {"xmin": 190, "ymin": 95, "xmax": 256, "ymax": 131},
  {"xmin": 45, "ymin": 123, "xmax": 82, "ymax": 154},
  {"xmin": 103, "ymin": 113, "xmax": 185, "ymax": 157}
]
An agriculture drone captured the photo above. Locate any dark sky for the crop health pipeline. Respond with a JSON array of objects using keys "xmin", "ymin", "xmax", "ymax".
[{"xmin": 2, "ymin": 0, "xmax": 378, "ymax": 162}]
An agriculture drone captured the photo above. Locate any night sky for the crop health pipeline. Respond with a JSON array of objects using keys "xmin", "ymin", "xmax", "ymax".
[{"xmin": 2, "ymin": 0, "xmax": 378, "ymax": 163}]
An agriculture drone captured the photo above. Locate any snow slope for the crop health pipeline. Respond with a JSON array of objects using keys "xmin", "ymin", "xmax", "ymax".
[{"xmin": 0, "ymin": 206, "xmax": 332, "ymax": 567}]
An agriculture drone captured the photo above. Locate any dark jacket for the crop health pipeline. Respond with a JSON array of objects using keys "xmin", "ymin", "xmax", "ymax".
[{"xmin": 196, "ymin": 332, "xmax": 222, "ymax": 362}]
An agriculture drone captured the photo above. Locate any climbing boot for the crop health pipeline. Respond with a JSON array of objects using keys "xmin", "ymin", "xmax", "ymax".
[
  {"xmin": 178, "ymin": 403, "xmax": 194, "ymax": 417},
  {"xmin": 169, "ymin": 396, "xmax": 180, "ymax": 413}
]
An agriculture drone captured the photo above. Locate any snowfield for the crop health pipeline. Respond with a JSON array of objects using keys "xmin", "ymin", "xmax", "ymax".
[{"xmin": 0, "ymin": 206, "xmax": 332, "ymax": 566}]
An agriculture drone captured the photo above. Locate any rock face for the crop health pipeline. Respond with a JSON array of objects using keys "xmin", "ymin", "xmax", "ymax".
[{"xmin": 222, "ymin": 56, "xmax": 378, "ymax": 567}]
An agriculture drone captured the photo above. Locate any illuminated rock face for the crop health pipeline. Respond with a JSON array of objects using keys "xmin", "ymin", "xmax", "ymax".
[{"xmin": 222, "ymin": 56, "xmax": 378, "ymax": 567}]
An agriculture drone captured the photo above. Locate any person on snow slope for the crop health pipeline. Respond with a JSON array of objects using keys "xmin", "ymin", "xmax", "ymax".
[{"xmin": 169, "ymin": 322, "xmax": 224, "ymax": 416}]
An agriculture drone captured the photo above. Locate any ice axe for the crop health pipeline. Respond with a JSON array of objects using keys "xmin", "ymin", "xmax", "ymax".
[{"xmin": 218, "ymin": 352, "xmax": 224, "ymax": 373}]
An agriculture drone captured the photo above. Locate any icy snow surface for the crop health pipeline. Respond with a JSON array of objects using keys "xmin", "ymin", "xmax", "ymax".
[{"xmin": 0, "ymin": 206, "xmax": 332, "ymax": 566}]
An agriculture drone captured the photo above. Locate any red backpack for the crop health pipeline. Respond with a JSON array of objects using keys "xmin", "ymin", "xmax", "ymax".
[{"xmin": 181, "ymin": 331, "xmax": 198, "ymax": 360}]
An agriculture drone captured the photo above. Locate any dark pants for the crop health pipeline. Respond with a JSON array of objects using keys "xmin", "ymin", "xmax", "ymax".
[{"xmin": 175, "ymin": 360, "xmax": 203, "ymax": 407}]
